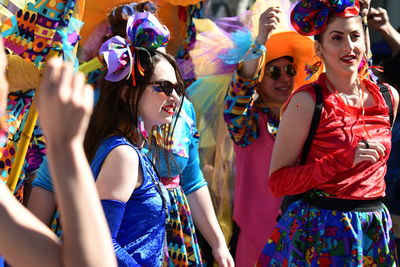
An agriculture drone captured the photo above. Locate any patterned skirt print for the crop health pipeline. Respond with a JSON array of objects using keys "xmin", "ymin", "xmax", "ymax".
[
  {"xmin": 257, "ymin": 199, "xmax": 398, "ymax": 266},
  {"xmin": 165, "ymin": 186, "xmax": 203, "ymax": 266}
]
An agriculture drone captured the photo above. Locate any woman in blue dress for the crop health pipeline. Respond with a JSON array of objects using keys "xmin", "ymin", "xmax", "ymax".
[
  {"xmin": 29, "ymin": 2, "xmax": 233, "ymax": 266},
  {"xmin": 31, "ymin": 9, "xmax": 182, "ymax": 266}
]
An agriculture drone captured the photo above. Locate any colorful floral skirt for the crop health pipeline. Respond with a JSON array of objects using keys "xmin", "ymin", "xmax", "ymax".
[
  {"xmin": 257, "ymin": 199, "xmax": 398, "ymax": 266},
  {"xmin": 164, "ymin": 186, "xmax": 203, "ymax": 266}
]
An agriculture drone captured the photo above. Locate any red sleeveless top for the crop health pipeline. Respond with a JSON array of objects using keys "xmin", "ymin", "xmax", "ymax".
[{"xmin": 269, "ymin": 73, "xmax": 392, "ymax": 200}]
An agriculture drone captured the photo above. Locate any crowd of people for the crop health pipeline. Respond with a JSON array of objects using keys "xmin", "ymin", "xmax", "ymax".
[{"xmin": 1, "ymin": 0, "xmax": 400, "ymax": 266}]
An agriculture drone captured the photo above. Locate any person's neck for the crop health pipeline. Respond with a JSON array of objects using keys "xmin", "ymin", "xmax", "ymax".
[
  {"xmin": 325, "ymin": 70, "xmax": 359, "ymax": 95},
  {"xmin": 258, "ymin": 96, "xmax": 282, "ymax": 118},
  {"xmin": 268, "ymin": 106, "xmax": 281, "ymax": 119}
]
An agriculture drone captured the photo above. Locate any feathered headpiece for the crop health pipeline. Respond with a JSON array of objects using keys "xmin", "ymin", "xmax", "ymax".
[
  {"xmin": 99, "ymin": 11, "xmax": 170, "ymax": 85},
  {"xmin": 290, "ymin": 0, "xmax": 360, "ymax": 36}
]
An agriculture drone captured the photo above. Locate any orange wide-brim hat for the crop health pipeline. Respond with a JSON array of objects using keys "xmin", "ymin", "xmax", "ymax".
[{"xmin": 264, "ymin": 31, "xmax": 323, "ymax": 90}]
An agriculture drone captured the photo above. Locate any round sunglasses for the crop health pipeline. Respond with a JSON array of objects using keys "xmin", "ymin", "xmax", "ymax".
[
  {"xmin": 149, "ymin": 80, "xmax": 183, "ymax": 96},
  {"xmin": 265, "ymin": 64, "xmax": 297, "ymax": 80}
]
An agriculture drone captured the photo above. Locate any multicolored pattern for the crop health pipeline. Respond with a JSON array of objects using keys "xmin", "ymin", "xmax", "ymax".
[
  {"xmin": 290, "ymin": 0, "xmax": 359, "ymax": 36},
  {"xmin": 126, "ymin": 11, "xmax": 170, "ymax": 48},
  {"xmin": 175, "ymin": 1, "xmax": 204, "ymax": 83},
  {"xmin": 257, "ymin": 200, "xmax": 398, "ymax": 266},
  {"xmin": 223, "ymin": 69, "xmax": 279, "ymax": 147},
  {"xmin": 2, "ymin": 0, "xmax": 78, "ymax": 69},
  {"xmin": 0, "ymin": 0, "xmax": 33, "ymax": 24},
  {"xmin": 165, "ymin": 187, "xmax": 203, "ymax": 266},
  {"xmin": 0, "ymin": 90, "xmax": 46, "ymax": 200},
  {"xmin": 100, "ymin": 11, "xmax": 170, "ymax": 83}
]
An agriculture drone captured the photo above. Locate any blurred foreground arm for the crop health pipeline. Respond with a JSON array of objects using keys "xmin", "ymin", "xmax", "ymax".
[{"xmin": 37, "ymin": 57, "xmax": 117, "ymax": 267}]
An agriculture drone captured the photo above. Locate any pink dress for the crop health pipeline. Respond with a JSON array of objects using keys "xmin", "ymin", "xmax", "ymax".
[{"xmin": 223, "ymin": 70, "xmax": 281, "ymax": 266}]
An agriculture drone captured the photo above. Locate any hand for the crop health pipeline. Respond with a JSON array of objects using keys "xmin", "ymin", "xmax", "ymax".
[
  {"xmin": 212, "ymin": 244, "xmax": 234, "ymax": 267},
  {"xmin": 255, "ymin": 7, "xmax": 281, "ymax": 46},
  {"xmin": 368, "ymin": 7, "xmax": 391, "ymax": 33},
  {"xmin": 354, "ymin": 140, "xmax": 386, "ymax": 165},
  {"xmin": 38, "ymin": 57, "xmax": 93, "ymax": 147},
  {"xmin": 359, "ymin": 0, "xmax": 371, "ymax": 18}
]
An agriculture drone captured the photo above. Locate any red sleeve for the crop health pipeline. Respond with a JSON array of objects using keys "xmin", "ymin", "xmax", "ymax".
[{"xmin": 268, "ymin": 124, "xmax": 360, "ymax": 197}]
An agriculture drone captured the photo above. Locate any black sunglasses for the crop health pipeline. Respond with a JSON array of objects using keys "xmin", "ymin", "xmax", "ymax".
[
  {"xmin": 149, "ymin": 80, "xmax": 183, "ymax": 96},
  {"xmin": 266, "ymin": 64, "xmax": 297, "ymax": 80}
]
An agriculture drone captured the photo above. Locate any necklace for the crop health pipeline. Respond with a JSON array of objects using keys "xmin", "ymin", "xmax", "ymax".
[
  {"xmin": 255, "ymin": 101, "xmax": 280, "ymax": 138},
  {"xmin": 325, "ymin": 76, "xmax": 371, "ymax": 139}
]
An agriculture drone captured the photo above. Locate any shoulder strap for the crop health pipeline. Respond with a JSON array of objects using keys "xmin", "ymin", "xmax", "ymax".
[
  {"xmin": 378, "ymin": 83, "xmax": 394, "ymax": 126},
  {"xmin": 300, "ymin": 83, "xmax": 323, "ymax": 165}
]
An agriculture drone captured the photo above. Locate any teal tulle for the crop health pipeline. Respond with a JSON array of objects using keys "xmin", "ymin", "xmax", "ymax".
[{"xmin": 217, "ymin": 29, "xmax": 257, "ymax": 65}]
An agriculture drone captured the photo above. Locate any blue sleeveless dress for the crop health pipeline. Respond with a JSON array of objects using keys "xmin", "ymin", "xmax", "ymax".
[{"xmin": 91, "ymin": 136, "xmax": 167, "ymax": 267}]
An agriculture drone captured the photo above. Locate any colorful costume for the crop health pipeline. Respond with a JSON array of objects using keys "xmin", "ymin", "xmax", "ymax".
[
  {"xmin": 223, "ymin": 67, "xmax": 282, "ymax": 266},
  {"xmin": 0, "ymin": 90, "xmax": 46, "ymax": 201},
  {"xmin": 147, "ymin": 98, "xmax": 207, "ymax": 266},
  {"xmin": 32, "ymin": 99, "xmax": 208, "ymax": 266},
  {"xmin": 258, "ymin": 74, "xmax": 398, "ymax": 266},
  {"xmin": 93, "ymin": 136, "xmax": 167, "ymax": 266},
  {"xmin": 34, "ymin": 136, "xmax": 167, "ymax": 266},
  {"xmin": 220, "ymin": 29, "xmax": 319, "ymax": 267}
]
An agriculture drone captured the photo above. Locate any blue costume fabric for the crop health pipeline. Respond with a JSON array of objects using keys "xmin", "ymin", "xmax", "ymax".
[
  {"xmin": 33, "ymin": 99, "xmax": 207, "ymax": 194},
  {"xmin": 34, "ymin": 136, "xmax": 167, "ymax": 266},
  {"xmin": 32, "ymin": 99, "xmax": 207, "ymax": 266},
  {"xmin": 146, "ymin": 98, "xmax": 207, "ymax": 193},
  {"xmin": 144, "ymin": 98, "xmax": 207, "ymax": 266},
  {"xmin": 92, "ymin": 136, "xmax": 166, "ymax": 267}
]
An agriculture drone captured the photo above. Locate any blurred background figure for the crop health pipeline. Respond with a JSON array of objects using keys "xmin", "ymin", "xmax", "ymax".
[{"xmin": 367, "ymin": 5, "xmax": 400, "ymax": 259}]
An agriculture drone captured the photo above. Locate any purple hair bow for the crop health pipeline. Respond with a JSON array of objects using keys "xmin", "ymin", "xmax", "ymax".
[
  {"xmin": 99, "ymin": 11, "xmax": 170, "ymax": 83},
  {"xmin": 290, "ymin": 0, "xmax": 360, "ymax": 36}
]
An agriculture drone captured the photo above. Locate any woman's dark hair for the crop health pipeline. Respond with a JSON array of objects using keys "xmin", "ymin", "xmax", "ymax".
[
  {"xmin": 86, "ymin": 1, "xmax": 183, "ymax": 176},
  {"xmin": 84, "ymin": 48, "xmax": 184, "ymax": 163}
]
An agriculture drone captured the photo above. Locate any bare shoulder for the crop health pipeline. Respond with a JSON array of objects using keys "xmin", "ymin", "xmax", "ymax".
[
  {"xmin": 270, "ymin": 89, "xmax": 319, "ymax": 173},
  {"xmin": 283, "ymin": 89, "xmax": 316, "ymax": 120},
  {"xmin": 96, "ymin": 145, "xmax": 140, "ymax": 202}
]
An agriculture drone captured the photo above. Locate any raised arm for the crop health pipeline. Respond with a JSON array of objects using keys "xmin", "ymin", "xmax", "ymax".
[
  {"xmin": 368, "ymin": 7, "xmax": 400, "ymax": 57},
  {"xmin": 38, "ymin": 57, "xmax": 117, "ymax": 267},
  {"xmin": 223, "ymin": 7, "xmax": 281, "ymax": 147}
]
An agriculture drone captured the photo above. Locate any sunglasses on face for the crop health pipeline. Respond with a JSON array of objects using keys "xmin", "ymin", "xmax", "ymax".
[
  {"xmin": 149, "ymin": 80, "xmax": 183, "ymax": 96},
  {"xmin": 265, "ymin": 64, "xmax": 297, "ymax": 80}
]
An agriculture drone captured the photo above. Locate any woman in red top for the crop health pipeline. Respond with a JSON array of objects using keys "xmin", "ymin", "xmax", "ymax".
[{"xmin": 257, "ymin": 0, "xmax": 399, "ymax": 266}]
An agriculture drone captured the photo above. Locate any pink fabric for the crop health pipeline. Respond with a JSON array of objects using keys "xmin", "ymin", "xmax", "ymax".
[
  {"xmin": 233, "ymin": 113, "xmax": 282, "ymax": 266},
  {"xmin": 160, "ymin": 175, "xmax": 180, "ymax": 189}
]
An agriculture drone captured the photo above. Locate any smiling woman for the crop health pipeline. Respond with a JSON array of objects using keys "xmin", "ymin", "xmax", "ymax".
[
  {"xmin": 79, "ymin": 11, "xmax": 182, "ymax": 265},
  {"xmin": 257, "ymin": 0, "xmax": 399, "ymax": 265}
]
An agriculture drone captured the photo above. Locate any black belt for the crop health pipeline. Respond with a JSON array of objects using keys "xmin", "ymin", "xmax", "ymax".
[{"xmin": 304, "ymin": 196, "xmax": 384, "ymax": 212}]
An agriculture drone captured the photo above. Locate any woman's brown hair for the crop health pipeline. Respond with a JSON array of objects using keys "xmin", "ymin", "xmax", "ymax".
[{"xmin": 84, "ymin": 46, "xmax": 184, "ymax": 164}]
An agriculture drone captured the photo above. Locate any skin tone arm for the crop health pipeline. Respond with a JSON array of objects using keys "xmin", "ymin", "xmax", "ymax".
[
  {"xmin": 0, "ymin": 183, "xmax": 61, "ymax": 267},
  {"xmin": 239, "ymin": 7, "xmax": 281, "ymax": 79},
  {"xmin": 27, "ymin": 186, "xmax": 57, "ymax": 226},
  {"xmin": 269, "ymin": 86, "xmax": 398, "ymax": 177},
  {"xmin": 187, "ymin": 187, "xmax": 234, "ymax": 267},
  {"xmin": 368, "ymin": 7, "xmax": 400, "ymax": 57},
  {"xmin": 37, "ymin": 57, "xmax": 117, "ymax": 267},
  {"xmin": 95, "ymin": 145, "xmax": 140, "ymax": 203},
  {"xmin": 0, "ymin": 45, "xmax": 117, "ymax": 267}
]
